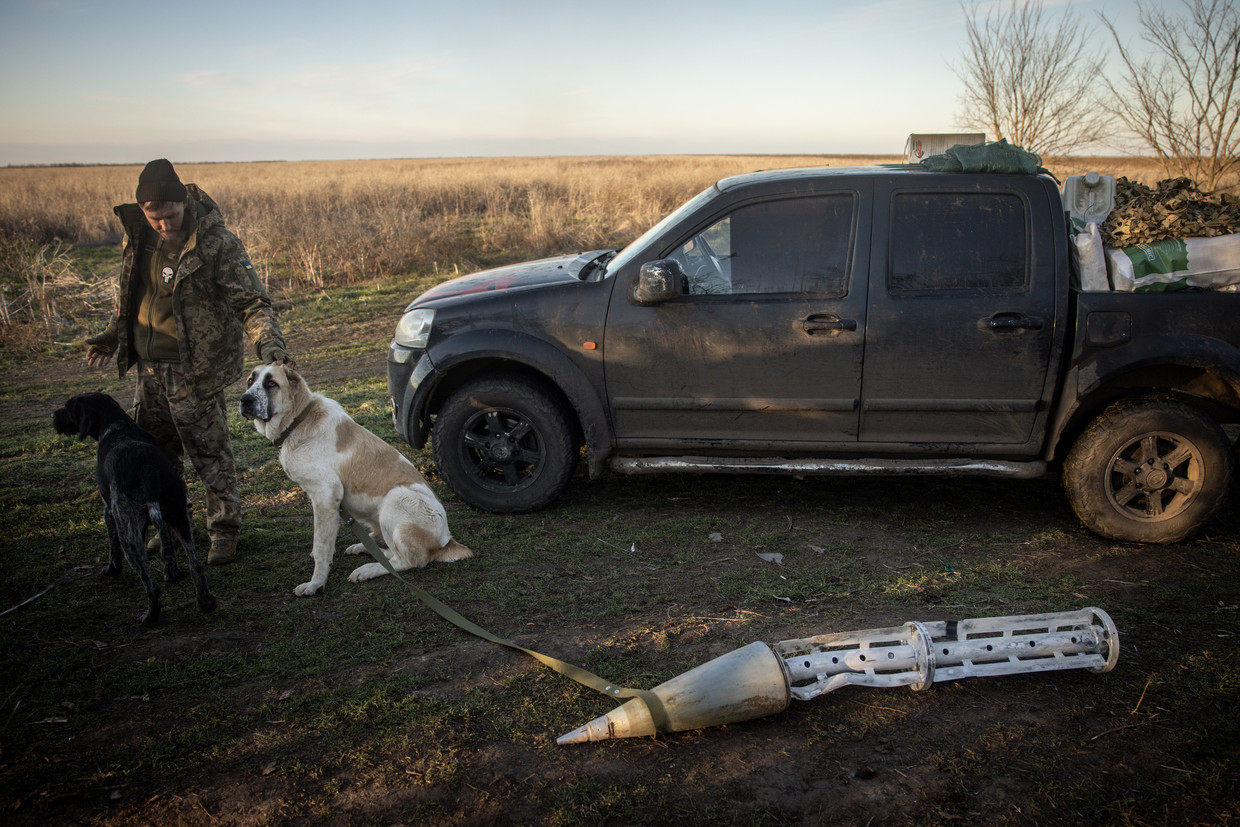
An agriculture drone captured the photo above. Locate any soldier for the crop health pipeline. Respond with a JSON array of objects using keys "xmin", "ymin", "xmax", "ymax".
[{"xmin": 85, "ymin": 159, "xmax": 292, "ymax": 565}]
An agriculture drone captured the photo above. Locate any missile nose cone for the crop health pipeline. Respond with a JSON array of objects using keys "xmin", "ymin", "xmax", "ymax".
[
  {"xmin": 556, "ymin": 726, "xmax": 590, "ymax": 746},
  {"xmin": 557, "ymin": 641, "xmax": 790, "ymax": 744},
  {"xmin": 557, "ymin": 696, "xmax": 657, "ymax": 744},
  {"xmin": 556, "ymin": 719, "xmax": 608, "ymax": 745}
]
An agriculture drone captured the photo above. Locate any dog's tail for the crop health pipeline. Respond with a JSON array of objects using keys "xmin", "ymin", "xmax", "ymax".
[
  {"xmin": 141, "ymin": 470, "xmax": 167, "ymax": 539},
  {"xmin": 148, "ymin": 502, "xmax": 166, "ymax": 536},
  {"xmin": 139, "ymin": 468, "xmax": 181, "ymax": 545}
]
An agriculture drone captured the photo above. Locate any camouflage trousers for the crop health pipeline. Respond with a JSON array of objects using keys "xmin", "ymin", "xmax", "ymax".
[{"xmin": 134, "ymin": 362, "xmax": 240, "ymax": 543}]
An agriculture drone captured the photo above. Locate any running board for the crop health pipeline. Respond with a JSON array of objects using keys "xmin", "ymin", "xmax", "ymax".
[{"xmin": 608, "ymin": 456, "xmax": 1047, "ymax": 479}]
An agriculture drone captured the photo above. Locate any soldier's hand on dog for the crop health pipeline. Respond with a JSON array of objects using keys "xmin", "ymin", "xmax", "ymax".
[{"xmin": 262, "ymin": 345, "xmax": 295, "ymax": 370}]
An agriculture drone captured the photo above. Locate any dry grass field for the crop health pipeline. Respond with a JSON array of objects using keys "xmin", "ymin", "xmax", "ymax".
[
  {"xmin": 1, "ymin": 155, "xmax": 864, "ymax": 282},
  {"xmin": 1, "ymin": 153, "xmax": 1165, "ymax": 277},
  {"xmin": 0, "ymin": 153, "xmax": 1167, "ymax": 353}
]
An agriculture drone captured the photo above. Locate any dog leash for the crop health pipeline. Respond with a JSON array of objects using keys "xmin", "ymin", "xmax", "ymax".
[{"xmin": 338, "ymin": 506, "xmax": 671, "ymax": 734}]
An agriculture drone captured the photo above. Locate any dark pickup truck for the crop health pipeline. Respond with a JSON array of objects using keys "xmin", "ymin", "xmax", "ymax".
[{"xmin": 387, "ymin": 164, "xmax": 1240, "ymax": 543}]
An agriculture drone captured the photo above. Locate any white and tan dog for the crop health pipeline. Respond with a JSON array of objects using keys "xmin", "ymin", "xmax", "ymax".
[{"xmin": 240, "ymin": 364, "xmax": 471, "ymax": 596}]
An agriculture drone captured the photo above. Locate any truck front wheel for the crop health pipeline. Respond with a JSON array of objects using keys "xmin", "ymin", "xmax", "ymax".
[
  {"xmin": 432, "ymin": 376, "xmax": 577, "ymax": 514},
  {"xmin": 1063, "ymin": 396, "xmax": 1232, "ymax": 544}
]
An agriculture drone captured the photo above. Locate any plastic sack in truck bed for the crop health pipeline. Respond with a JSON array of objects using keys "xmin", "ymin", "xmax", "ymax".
[{"xmin": 1105, "ymin": 233, "xmax": 1240, "ymax": 292}]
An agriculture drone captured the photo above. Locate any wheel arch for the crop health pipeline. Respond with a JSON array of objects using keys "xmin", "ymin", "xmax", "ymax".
[
  {"xmin": 1046, "ymin": 341, "xmax": 1240, "ymax": 463},
  {"xmin": 417, "ymin": 330, "xmax": 613, "ymax": 478}
]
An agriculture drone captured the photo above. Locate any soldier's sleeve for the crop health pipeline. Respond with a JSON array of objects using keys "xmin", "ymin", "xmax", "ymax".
[
  {"xmin": 218, "ymin": 233, "xmax": 288, "ymax": 362},
  {"xmin": 85, "ymin": 318, "xmax": 120, "ymax": 352}
]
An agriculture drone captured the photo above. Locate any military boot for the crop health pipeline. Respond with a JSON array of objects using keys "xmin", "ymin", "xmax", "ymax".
[{"xmin": 208, "ymin": 537, "xmax": 237, "ymax": 565}]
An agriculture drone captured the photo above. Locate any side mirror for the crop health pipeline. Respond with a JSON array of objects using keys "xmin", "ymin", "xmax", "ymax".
[{"xmin": 632, "ymin": 260, "xmax": 685, "ymax": 304}]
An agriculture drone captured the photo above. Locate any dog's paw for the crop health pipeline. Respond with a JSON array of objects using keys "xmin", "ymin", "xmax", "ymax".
[
  {"xmin": 164, "ymin": 565, "xmax": 185, "ymax": 583},
  {"xmin": 348, "ymin": 562, "xmax": 390, "ymax": 582},
  {"xmin": 294, "ymin": 582, "xmax": 325, "ymax": 597},
  {"xmin": 343, "ymin": 542, "xmax": 366, "ymax": 556},
  {"xmin": 101, "ymin": 563, "xmax": 122, "ymax": 577},
  {"xmin": 138, "ymin": 606, "xmax": 161, "ymax": 626},
  {"xmin": 198, "ymin": 593, "xmax": 218, "ymax": 613}
]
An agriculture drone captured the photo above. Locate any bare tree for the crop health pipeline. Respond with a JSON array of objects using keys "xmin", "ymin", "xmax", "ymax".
[
  {"xmin": 1101, "ymin": 0, "xmax": 1240, "ymax": 191},
  {"xmin": 953, "ymin": 0, "xmax": 1112, "ymax": 157}
]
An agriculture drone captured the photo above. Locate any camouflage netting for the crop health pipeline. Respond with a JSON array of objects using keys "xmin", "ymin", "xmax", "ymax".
[
  {"xmin": 920, "ymin": 138, "xmax": 1047, "ymax": 175},
  {"xmin": 1101, "ymin": 177, "xmax": 1240, "ymax": 248}
]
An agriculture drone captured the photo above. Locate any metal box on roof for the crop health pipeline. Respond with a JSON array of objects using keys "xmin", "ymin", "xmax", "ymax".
[{"xmin": 903, "ymin": 133, "xmax": 986, "ymax": 162}]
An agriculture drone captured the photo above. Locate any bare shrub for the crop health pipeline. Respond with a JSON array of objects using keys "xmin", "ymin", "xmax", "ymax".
[
  {"xmin": 0, "ymin": 238, "xmax": 115, "ymax": 350},
  {"xmin": 1100, "ymin": 0, "xmax": 1240, "ymax": 191},
  {"xmin": 954, "ymin": 0, "xmax": 1113, "ymax": 156}
]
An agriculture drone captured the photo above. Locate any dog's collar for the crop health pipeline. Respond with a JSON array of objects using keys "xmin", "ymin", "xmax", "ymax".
[{"xmin": 271, "ymin": 400, "xmax": 317, "ymax": 449}]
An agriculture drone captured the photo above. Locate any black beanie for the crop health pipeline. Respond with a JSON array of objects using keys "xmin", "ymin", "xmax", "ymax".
[{"xmin": 135, "ymin": 159, "xmax": 187, "ymax": 203}]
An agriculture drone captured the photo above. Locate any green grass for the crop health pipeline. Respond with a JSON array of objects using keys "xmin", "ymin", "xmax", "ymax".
[{"xmin": 1, "ymin": 256, "xmax": 1238, "ymax": 825}]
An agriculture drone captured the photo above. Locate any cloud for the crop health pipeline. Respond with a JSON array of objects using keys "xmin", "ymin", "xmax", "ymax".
[{"xmin": 173, "ymin": 55, "xmax": 449, "ymax": 139}]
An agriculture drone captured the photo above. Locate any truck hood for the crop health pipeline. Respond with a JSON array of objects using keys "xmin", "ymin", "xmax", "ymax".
[{"xmin": 410, "ymin": 250, "xmax": 613, "ymax": 306}]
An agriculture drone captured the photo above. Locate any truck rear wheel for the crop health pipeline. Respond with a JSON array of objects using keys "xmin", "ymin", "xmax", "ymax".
[
  {"xmin": 432, "ymin": 376, "xmax": 577, "ymax": 514},
  {"xmin": 1063, "ymin": 395, "xmax": 1231, "ymax": 544}
]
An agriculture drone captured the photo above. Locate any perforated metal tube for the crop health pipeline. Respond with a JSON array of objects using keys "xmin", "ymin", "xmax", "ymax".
[{"xmin": 776, "ymin": 607, "xmax": 1118, "ymax": 702}]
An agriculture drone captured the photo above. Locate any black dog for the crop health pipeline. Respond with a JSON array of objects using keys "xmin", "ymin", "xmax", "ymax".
[{"xmin": 52, "ymin": 392, "xmax": 216, "ymax": 625}]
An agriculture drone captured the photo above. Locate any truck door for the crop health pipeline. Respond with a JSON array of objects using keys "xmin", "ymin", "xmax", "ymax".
[
  {"xmin": 603, "ymin": 189, "xmax": 870, "ymax": 447},
  {"xmin": 861, "ymin": 181, "xmax": 1057, "ymax": 447}
]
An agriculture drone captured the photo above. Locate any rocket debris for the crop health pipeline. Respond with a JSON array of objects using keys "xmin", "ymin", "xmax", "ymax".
[{"xmin": 558, "ymin": 606, "xmax": 1118, "ymax": 744}]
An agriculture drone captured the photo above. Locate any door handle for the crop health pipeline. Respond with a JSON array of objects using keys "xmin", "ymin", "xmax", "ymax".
[
  {"xmin": 799, "ymin": 314, "xmax": 857, "ymax": 335},
  {"xmin": 983, "ymin": 313, "xmax": 1043, "ymax": 331}
]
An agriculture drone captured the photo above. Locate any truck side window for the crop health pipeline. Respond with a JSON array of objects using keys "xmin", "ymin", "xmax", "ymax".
[
  {"xmin": 672, "ymin": 195, "xmax": 854, "ymax": 297},
  {"xmin": 889, "ymin": 192, "xmax": 1027, "ymax": 294}
]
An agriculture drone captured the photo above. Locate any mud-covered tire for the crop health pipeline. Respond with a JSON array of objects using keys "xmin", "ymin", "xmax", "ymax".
[
  {"xmin": 1063, "ymin": 395, "xmax": 1231, "ymax": 544},
  {"xmin": 432, "ymin": 376, "xmax": 577, "ymax": 514}
]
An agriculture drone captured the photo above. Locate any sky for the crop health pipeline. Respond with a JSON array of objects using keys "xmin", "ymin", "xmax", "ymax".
[{"xmin": 0, "ymin": 0, "xmax": 1144, "ymax": 166}]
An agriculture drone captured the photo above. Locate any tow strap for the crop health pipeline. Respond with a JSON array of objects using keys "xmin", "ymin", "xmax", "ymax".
[{"xmin": 339, "ymin": 506, "xmax": 670, "ymax": 734}]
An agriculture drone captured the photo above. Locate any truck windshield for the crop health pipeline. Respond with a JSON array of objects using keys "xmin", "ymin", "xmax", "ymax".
[{"xmin": 605, "ymin": 186, "xmax": 721, "ymax": 275}]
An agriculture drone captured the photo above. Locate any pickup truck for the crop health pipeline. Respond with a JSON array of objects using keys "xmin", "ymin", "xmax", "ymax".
[{"xmin": 386, "ymin": 164, "xmax": 1240, "ymax": 544}]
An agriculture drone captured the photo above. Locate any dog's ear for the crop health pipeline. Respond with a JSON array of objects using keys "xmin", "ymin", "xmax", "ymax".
[
  {"xmin": 285, "ymin": 367, "xmax": 302, "ymax": 387},
  {"xmin": 77, "ymin": 399, "xmax": 100, "ymax": 439}
]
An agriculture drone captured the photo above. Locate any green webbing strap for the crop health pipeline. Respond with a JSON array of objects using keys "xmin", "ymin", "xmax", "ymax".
[{"xmin": 339, "ymin": 507, "xmax": 670, "ymax": 734}]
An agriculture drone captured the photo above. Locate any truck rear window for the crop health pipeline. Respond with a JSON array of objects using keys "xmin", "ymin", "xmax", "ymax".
[{"xmin": 889, "ymin": 192, "xmax": 1027, "ymax": 294}]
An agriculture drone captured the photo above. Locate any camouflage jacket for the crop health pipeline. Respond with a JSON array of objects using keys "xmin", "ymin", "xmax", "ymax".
[{"xmin": 87, "ymin": 184, "xmax": 287, "ymax": 397}]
